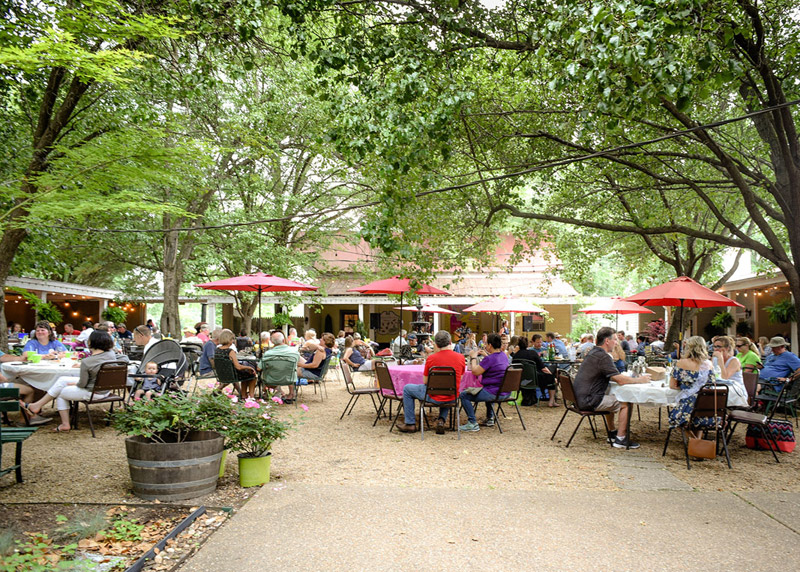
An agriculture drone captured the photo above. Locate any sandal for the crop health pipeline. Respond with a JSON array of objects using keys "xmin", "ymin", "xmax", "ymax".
[
  {"xmin": 52, "ymin": 425, "xmax": 71, "ymax": 433},
  {"xmin": 20, "ymin": 401, "xmax": 40, "ymax": 416}
]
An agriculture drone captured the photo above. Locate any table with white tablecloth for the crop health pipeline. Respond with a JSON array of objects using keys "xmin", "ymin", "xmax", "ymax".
[
  {"xmin": 609, "ymin": 379, "xmax": 748, "ymax": 408},
  {"xmin": 1, "ymin": 359, "xmax": 81, "ymax": 391}
]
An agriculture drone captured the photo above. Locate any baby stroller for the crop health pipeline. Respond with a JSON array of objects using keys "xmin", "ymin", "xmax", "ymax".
[{"xmin": 130, "ymin": 339, "xmax": 189, "ymax": 398}]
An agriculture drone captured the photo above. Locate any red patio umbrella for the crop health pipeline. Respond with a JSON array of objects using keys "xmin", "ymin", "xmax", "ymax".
[
  {"xmin": 579, "ymin": 297, "xmax": 655, "ymax": 330},
  {"xmin": 197, "ymin": 273, "xmax": 318, "ymax": 357},
  {"xmin": 624, "ymin": 276, "xmax": 743, "ymax": 356},
  {"xmin": 348, "ymin": 276, "xmax": 451, "ymax": 342}
]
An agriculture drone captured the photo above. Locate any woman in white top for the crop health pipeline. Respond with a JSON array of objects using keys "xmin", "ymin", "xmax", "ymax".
[{"xmin": 712, "ymin": 335, "xmax": 747, "ymax": 402}]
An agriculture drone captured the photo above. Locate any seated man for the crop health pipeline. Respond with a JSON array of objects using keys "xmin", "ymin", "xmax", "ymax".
[
  {"xmin": 261, "ymin": 331, "xmax": 300, "ymax": 401},
  {"xmin": 397, "ymin": 330, "xmax": 465, "ymax": 434},
  {"xmin": 197, "ymin": 328, "xmax": 222, "ymax": 378},
  {"xmin": 297, "ymin": 333, "xmax": 334, "ymax": 382},
  {"xmin": 459, "ymin": 333, "xmax": 509, "ymax": 432},
  {"xmin": 577, "ymin": 334, "xmax": 595, "ymax": 359},
  {"xmin": 546, "ymin": 332, "xmax": 568, "ymax": 358},
  {"xmin": 758, "ymin": 336, "xmax": 800, "ymax": 393},
  {"xmin": 531, "ymin": 334, "xmax": 547, "ymax": 357},
  {"xmin": 572, "ymin": 327, "xmax": 650, "ymax": 449}
]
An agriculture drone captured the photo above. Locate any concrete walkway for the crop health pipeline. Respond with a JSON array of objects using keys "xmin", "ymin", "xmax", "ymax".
[{"xmin": 181, "ymin": 484, "xmax": 800, "ymax": 571}]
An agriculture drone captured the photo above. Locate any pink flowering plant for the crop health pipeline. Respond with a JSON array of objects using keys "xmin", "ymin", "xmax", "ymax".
[{"xmin": 218, "ymin": 385, "xmax": 293, "ymax": 458}]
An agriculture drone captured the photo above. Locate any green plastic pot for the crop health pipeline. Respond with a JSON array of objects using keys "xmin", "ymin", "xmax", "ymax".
[
  {"xmin": 219, "ymin": 449, "xmax": 228, "ymax": 479},
  {"xmin": 238, "ymin": 452, "xmax": 272, "ymax": 487}
]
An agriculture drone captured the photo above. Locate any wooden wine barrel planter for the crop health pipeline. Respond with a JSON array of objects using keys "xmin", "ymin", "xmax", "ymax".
[{"xmin": 125, "ymin": 431, "xmax": 224, "ymax": 501}]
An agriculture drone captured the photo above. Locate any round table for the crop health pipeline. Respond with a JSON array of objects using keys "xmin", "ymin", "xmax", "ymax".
[
  {"xmin": 384, "ymin": 364, "xmax": 481, "ymax": 395},
  {"xmin": 609, "ymin": 379, "xmax": 748, "ymax": 408},
  {"xmin": 1, "ymin": 359, "xmax": 81, "ymax": 391}
]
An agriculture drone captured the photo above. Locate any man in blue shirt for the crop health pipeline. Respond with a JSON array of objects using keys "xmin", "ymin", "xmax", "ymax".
[
  {"xmin": 546, "ymin": 332, "xmax": 568, "ymax": 357},
  {"xmin": 198, "ymin": 328, "xmax": 222, "ymax": 377},
  {"xmin": 759, "ymin": 337, "xmax": 800, "ymax": 391}
]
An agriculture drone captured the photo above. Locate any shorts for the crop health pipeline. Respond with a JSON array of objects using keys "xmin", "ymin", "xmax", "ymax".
[{"xmin": 593, "ymin": 395, "xmax": 621, "ymax": 413}]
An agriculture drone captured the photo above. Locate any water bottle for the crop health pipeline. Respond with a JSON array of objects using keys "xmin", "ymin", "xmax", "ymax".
[{"xmin": 712, "ymin": 356, "xmax": 721, "ymax": 379}]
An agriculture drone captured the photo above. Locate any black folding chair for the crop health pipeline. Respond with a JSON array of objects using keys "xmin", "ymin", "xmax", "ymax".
[{"xmin": 420, "ymin": 366, "xmax": 460, "ymax": 440}]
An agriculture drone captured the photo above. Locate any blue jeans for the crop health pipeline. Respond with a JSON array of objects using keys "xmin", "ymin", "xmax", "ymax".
[
  {"xmin": 460, "ymin": 388, "xmax": 498, "ymax": 424},
  {"xmin": 403, "ymin": 383, "xmax": 450, "ymax": 425},
  {"xmin": 403, "ymin": 384, "xmax": 451, "ymax": 425},
  {"xmin": 614, "ymin": 359, "xmax": 626, "ymax": 373}
]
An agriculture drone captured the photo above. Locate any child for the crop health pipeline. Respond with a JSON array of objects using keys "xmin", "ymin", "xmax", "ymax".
[{"xmin": 133, "ymin": 361, "xmax": 162, "ymax": 401}]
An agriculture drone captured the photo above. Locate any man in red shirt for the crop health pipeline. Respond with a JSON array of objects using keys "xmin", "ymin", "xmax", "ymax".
[{"xmin": 397, "ymin": 330, "xmax": 465, "ymax": 434}]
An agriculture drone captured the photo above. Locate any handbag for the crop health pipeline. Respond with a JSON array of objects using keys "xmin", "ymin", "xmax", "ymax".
[
  {"xmin": 745, "ymin": 419, "xmax": 796, "ymax": 453},
  {"xmin": 688, "ymin": 437, "xmax": 716, "ymax": 459}
]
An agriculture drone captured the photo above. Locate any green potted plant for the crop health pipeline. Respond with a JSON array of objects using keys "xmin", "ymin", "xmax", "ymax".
[
  {"xmin": 764, "ymin": 298, "xmax": 797, "ymax": 324},
  {"xmin": 101, "ymin": 305, "xmax": 128, "ymax": 325},
  {"xmin": 217, "ymin": 385, "xmax": 295, "ymax": 487},
  {"xmin": 711, "ymin": 311, "xmax": 735, "ymax": 330},
  {"xmin": 111, "ymin": 390, "xmax": 231, "ymax": 500}
]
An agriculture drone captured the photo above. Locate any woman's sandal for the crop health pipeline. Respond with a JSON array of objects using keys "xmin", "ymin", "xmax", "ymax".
[{"xmin": 52, "ymin": 426, "xmax": 71, "ymax": 433}]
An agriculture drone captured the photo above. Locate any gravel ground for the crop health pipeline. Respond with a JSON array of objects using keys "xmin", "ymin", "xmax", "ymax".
[{"xmin": 2, "ymin": 372, "xmax": 799, "ymax": 503}]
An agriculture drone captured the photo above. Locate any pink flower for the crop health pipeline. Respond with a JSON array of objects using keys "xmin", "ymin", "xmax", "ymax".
[
  {"xmin": 230, "ymin": 395, "xmax": 238, "ymax": 403},
  {"xmin": 244, "ymin": 399, "xmax": 260, "ymax": 409},
  {"xmin": 261, "ymin": 413, "xmax": 271, "ymax": 420},
  {"xmin": 222, "ymin": 385, "xmax": 233, "ymax": 395},
  {"xmin": 300, "ymin": 404, "xmax": 309, "ymax": 412},
  {"xmin": 271, "ymin": 396, "xmax": 283, "ymax": 404},
  {"xmin": 206, "ymin": 381, "xmax": 218, "ymax": 389}
]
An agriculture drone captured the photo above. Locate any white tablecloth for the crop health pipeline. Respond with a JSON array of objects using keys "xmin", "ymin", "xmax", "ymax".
[
  {"xmin": 1, "ymin": 359, "xmax": 139, "ymax": 391},
  {"xmin": 1, "ymin": 359, "xmax": 80, "ymax": 391},
  {"xmin": 609, "ymin": 380, "xmax": 748, "ymax": 408}
]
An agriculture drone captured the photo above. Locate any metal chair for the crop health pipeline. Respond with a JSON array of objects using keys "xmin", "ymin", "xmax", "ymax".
[
  {"xmin": 260, "ymin": 354, "xmax": 299, "ymax": 403},
  {"xmin": 662, "ymin": 384, "xmax": 731, "ymax": 469},
  {"xmin": 71, "ymin": 361, "xmax": 130, "ymax": 438},
  {"xmin": 373, "ymin": 361, "xmax": 404, "ymax": 430},
  {"xmin": 551, "ymin": 372, "xmax": 610, "ymax": 448},
  {"xmin": 484, "ymin": 365, "xmax": 526, "ymax": 433},
  {"xmin": 419, "ymin": 366, "xmax": 460, "ymax": 440},
  {"xmin": 212, "ymin": 354, "xmax": 242, "ymax": 396},
  {"xmin": 0, "ymin": 387, "xmax": 38, "ymax": 483},
  {"xmin": 756, "ymin": 368, "xmax": 800, "ymax": 427},
  {"xmin": 340, "ymin": 362, "xmax": 380, "ymax": 420},
  {"xmin": 512, "ymin": 359, "xmax": 539, "ymax": 405}
]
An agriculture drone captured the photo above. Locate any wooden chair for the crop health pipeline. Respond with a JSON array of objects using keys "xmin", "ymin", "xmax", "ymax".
[
  {"xmin": 662, "ymin": 385, "xmax": 731, "ymax": 469},
  {"xmin": 339, "ymin": 362, "xmax": 380, "ymax": 420},
  {"xmin": 484, "ymin": 366, "xmax": 526, "ymax": 433},
  {"xmin": 373, "ymin": 361, "xmax": 404, "ymax": 430},
  {"xmin": 71, "ymin": 361, "xmax": 129, "ymax": 438},
  {"xmin": 550, "ymin": 372, "xmax": 610, "ymax": 448},
  {"xmin": 419, "ymin": 366, "xmax": 460, "ymax": 440},
  {"xmin": 0, "ymin": 387, "xmax": 38, "ymax": 483}
]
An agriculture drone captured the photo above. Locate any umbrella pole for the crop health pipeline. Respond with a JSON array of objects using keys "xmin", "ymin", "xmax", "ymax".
[
  {"xmin": 257, "ymin": 288, "xmax": 263, "ymax": 360},
  {"xmin": 399, "ymin": 293, "xmax": 404, "ymax": 359},
  {"xmin": 677, "ymin": 302, "xmax": 684, "ymax": 359}
]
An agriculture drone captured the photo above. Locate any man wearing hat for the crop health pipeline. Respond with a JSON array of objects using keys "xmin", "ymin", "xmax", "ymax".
[{"xmin": 758, "ymin": 336, "xmax": 800, "ymax": 391}]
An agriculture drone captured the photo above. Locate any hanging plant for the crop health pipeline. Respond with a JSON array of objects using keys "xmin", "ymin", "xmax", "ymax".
[
  {"xmin": 711, "ymin": 311, "xmax": 735, "ymax": 329},
  {"xmin": 271, "ymin": 312, "xmax": 294, "ymax": 328},
  {"xmin": 735, "ymin": 320, "xmax": 752, "ymax": 337},
  {"xmin": 102, "ymin": 306, "xmax": 128, "ymax": 324},
  {"xmin": 764, "ymin": 298, "xmax": 797, "ymax": 324}
]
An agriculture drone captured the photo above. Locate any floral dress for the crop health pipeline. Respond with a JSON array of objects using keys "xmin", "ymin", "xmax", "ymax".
[{"xmin": 668, "ymin": 361, "xmax": 718, "ymax": 429}]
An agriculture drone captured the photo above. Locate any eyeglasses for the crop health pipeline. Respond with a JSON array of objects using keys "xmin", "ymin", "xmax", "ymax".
[
  {"xmin": 713, "ymin": 345, "xmax": 723, "ymax": 349},
  {"xmin": 736, "ymin": 343, "xmax": 747, "ymax": 348}
]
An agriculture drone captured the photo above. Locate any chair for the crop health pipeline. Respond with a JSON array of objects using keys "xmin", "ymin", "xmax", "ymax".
[
  {"xmin": 0, "ymin": 387, "xmax": 38, "ymax": 483},
  {"xmin": 550, "ymin": 372, "xmax": 610, "ymax": 448},
  {"xmin": 483, "ymin": 366, "xmax": 526, "ymax": 433},
  {"xmin": 419, "ymin": 366, "xmax": 460, "ymax": 440},
  {"xmin": 756, "ymin": 369, "xmax": 800, "ymax": 427},
  {"xmin": 512, "ymin": 359, "xmax": 539, "ymax": 405},
  {"xmin": 212, "ymin": 354, "xmax": 242, "ymax": 396},
  {"xmin": 726, "ymin": 381, "xmax": 789, "ymax": 465},
  {"xmin": 260, "ymin": 354, "xmax": 299, "ymax": 403},
  {"xmin": 662, "ymin": 385, "xmax": 731, "ymax": 469},
  {"xmin": 70, "ymin": 361, "xmax": 130, "ymax": 438},
  {"xmin": 373, "ymin": 361, "xmax": 404, "ymax": 430},
  {"xmin": 302, "ymin": 355, "xmax": 331, "ymax": 401},
  {"xmin": 339, "ymin": 362, "xmax": 380, "ymax": 420}
]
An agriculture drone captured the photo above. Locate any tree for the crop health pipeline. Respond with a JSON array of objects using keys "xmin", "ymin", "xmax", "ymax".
[{"xmin": 277, "ymin": 0, "xmax": 800, "ymax": 319}]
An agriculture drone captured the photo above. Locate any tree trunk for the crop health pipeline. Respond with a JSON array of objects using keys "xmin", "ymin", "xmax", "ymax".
[
  {"xmin": 0, "ymin": 227, "xmax": 28, "ymax": 351},
  {"xmin": 161, "ymin": 229, "xmax": 183, "ymax": 337}
]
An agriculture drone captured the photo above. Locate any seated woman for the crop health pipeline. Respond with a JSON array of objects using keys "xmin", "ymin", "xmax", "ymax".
[
  {"xmin": 342, "ymin": 335, "xmax": 376, "ymax": 372},
  {"xmin": 22, "ymin": 321, "xmax": 67, "ymax": 359},
  {"xmin": 668, "ymin": 335, "xmax": 718, "ymax": 437},
  {"xmin": 22, "ymin": 331, "xmax": 129, "ymax": 432},
  {"xmin": 511, "ymin": 336, "xmax": 555, "ymax": 406},
  {"xmin": 460, "ymin": 333, "xmax": 509, "ymax": 431},
  {"xmin": 735, "ymin": 337, "xmax": 762, "ymax": 372},
  {"xmin": 214, "ymin": 329, "xmax": 257, "ymax": 399},
  {"xmin": 297, "ymin": 333, "xmax": 334, "ymax": 382},
  {"xmin": 713, "ymin": 335, "xmax": 747, "ymax": 401}
]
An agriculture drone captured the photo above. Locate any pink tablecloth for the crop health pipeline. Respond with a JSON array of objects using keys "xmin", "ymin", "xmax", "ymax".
[{"xmin": 384, "ymin": 364, "xmax": 481, "ymax": 396}]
